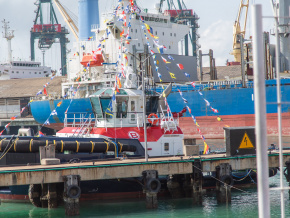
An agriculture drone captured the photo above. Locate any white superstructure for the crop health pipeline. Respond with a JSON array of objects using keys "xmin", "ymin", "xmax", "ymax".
[
  {"xmin": 0, "ymin": 20, "xmax": 51, "ymax": 80},
  {"xmin": 63, "ymin": 0, "xmax": 191, "ymax": 98}
]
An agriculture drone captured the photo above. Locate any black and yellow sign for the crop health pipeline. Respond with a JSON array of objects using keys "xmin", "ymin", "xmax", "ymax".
[
  {"xmin": 239, "ymin": 132, "xmax": 255, "ymax": 149},
  {"xmin": 224, "ymin": 127, "xmax": 256, "ymax": 156}
]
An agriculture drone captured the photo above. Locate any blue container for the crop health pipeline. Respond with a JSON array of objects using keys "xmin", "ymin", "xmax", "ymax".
[{"xmin": 78, "ymin": 0, "xmax": 99, "ymax": 40}]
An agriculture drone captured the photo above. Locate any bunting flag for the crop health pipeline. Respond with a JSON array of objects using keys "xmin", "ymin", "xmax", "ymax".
[
  {"xmin": 5, "ymin": 123, "xmax": 11, "ymax": 129},
  {"xmin": 168, "ymin": 55, "xmax": 174, "ymax": 61},
  {"xmin": 169, "ymin": 72, "xmax": 176, "ymax": 79},
  {"xmin": 191, "ymin": 82, "xmax": 195, "ymax": 88},
  {"xmin": 43, "ymin": 87, "xmax": 47, "ymax": 96},
  {"xmin": 57, "ymin": 102, "xmax": 62, "ymax": 107},
  {"xmin": 161, "ymin": 56, "xmax": 170, "ymax": 64},
  {"xmin": 105, "ymin": 101, "xmax": 113, "ymax": 117},
  {"xmin": 177, "ymin": 64, "xmax": 184, "ymax": 70},
  {"xmin": 51, "ymin": 110, "xmax": 57, "ymax": 116},
  {"xmin": 204, "ymin": 99, "xmax": 210, "ymax": 106},
  {"xmin": 10, "ymin": 116, "xmax": 17, "ymax": 121},
  {"xmin": 203, "ymin": 141, "xmax": 210, "ymax": 154},
  {"xmin": 186, "ymin": 106, "xmax": 191, "ymax": 114},
  {"xmin": 117, "ymin": 76, "xmax": 122, "ymax": 88},
  {"xmin": 211, "ymin": 107, "xmax": 219, "ymax": 113},
  {"xmin": 44, "ymin": 119, "xmax": 50, "ymax": 125},
  {"xmin": 38, "ymin": 131, "xmax": 44, "ymax": 137},
  {"xmin": 20, "ymin": 107, "xmax": 26, "ymax": 113},
  {"xmin": 0, "ymin": 129, "xmax": 4, "ymax": 136},
  {"xmin": 36, "ymin": 90, "xmax": 42, "ymax": 96}
]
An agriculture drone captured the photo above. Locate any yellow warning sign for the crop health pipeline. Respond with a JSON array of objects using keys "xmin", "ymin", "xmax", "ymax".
[{"xmin": 239, "ymin": 132, "xmax": 255, "ymax": 149}]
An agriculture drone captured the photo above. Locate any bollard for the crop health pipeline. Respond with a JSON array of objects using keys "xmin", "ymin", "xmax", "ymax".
[
  {"xmin": 192, "ymin": 159, "xmax": 203, "ymax": 204},
  {"xmin": 142, "ymin": 170, "xmax": 161, "ymax": 209},
  {"xmin": 216, "ymin": 163, "xmax": 233, "ymax": 204},
  {"xmin": 63, "ymin": 175, "xmax": 81, "ymax": 216}
]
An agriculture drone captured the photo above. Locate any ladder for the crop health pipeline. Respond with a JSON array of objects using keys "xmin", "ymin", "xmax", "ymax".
[
  {"xmin": 73, "ymin": 114, "xmax": 93, "ymax": 138},
  {"xmin": 159, "ymin": 105, "xmax": 178, "ymax": 133}
]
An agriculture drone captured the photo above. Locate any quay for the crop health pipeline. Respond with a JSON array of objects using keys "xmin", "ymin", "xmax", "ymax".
[{"xmin": 1, "ymin": 151, "xmax": 290, "ymax": 215}]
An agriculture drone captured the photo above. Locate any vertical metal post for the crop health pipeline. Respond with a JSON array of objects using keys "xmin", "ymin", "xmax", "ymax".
[
  {"xmin": 142, "ymin": 61, "xmax": 148, "ymax": 162},
  {"xmin": 199, "ymin": 50, "xmax": 203, "ymax": 81},
  {"xmin": 252, "ymin": 5, "xmax": 270, "ymax": 218},
  {"xmin": 275, "ymin": 5, "xmax": 285, "ymax": 217},
  {"xmin": 240, "ymin": 34, "xmax": 246, "ymax": 87}
]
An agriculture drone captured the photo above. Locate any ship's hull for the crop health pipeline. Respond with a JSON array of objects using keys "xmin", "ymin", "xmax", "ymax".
[{"xmin": 30, "ymin": 80, "xmax": 290, "ymax": 139}]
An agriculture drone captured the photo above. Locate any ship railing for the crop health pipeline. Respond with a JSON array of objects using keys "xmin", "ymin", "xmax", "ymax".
[{"xmin": 64, "ymin": 112, "xmax": 96, "ymax": 128}]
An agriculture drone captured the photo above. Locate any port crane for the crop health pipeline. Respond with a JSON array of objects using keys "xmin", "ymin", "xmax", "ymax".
[
  {"xmin": 30, "ymin": 0, "xmax": 69, "ymax": 75},
  {"xmin": 231, "ymin": 0, "xmax": 249, "ymax": 63},
  {"xmin": 159, "ymin": 0, "xmax": 199, "ymax": 57},
  {"xmin": 53, "ymin": 0, "xmax": 79, "ymax": 41}
]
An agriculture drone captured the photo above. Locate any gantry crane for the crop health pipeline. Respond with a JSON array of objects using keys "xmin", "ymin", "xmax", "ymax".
[
  {"xmin": 231, "ymin": 0, "xmax": 249, "ymax": 63},
  {"xmin": 30, "ymin": 0, "xmax": 69, "ymax": 75},
  {"xmin": 159, "ymin": 0, "xmax": 199, "ymax": 57}
]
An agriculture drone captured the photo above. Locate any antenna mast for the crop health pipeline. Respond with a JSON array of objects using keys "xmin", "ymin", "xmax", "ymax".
[{"xmin": 2, "ymin": 19, "xmax": 14, "ymax": 63}]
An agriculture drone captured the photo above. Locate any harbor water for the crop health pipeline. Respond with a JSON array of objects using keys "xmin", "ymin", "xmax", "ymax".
[{"xmin": 1, "ymin": 167, "xmax": 290, "ymax": 217}]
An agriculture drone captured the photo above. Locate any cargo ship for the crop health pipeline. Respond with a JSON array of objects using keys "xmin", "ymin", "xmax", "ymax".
[{"xmin": 28, "ymin": 0, "xmax": 290, "ymax": 140}]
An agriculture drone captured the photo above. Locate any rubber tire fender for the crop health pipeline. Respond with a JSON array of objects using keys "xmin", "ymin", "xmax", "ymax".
[
  {"xmin": 66, "ymin": 185, "xmax": 81, "ymax": 199},
  {"xmin": 146, "ymin": 178, "xmax": 161, "ymax": 193},
  {"xmin": 28, "ymin": 184, "xmax": 42, "ymax": 207},
  {"xmin": 220, "ymin": 175, "xmax": 234, "ymax": 186}
]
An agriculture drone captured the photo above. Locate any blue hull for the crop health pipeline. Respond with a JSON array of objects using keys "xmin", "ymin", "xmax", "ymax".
[{"xmin": 30, "ymin": 79, "xmax": 290, "ymax": 129}]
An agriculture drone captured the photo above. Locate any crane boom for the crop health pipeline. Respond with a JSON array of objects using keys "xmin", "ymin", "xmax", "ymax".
[
  {"xmin": 231, "ymin": 0, "xmax": 249, "ymax": 62},
  {"xmin": 53, "ymin": 0, "xmax": 79, "ymax": 40}
]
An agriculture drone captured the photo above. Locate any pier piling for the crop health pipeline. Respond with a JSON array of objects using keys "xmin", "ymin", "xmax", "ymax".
[
  {"xmin": 142, "ymin": 170, "xmax": 160, "ymax": 209},
  {"xmin": 216, "ymin": 163, "xmax": 233, "ymax": 204},
  {"xmin": 63, "ymin": 175, "xmax": 81, "ymax": 216},
  {"xmin": 192, "ymin": 160, "xmax": 203, "ymax": 204},
  {"xmin": 167, "ymin": 174, "xmax": 183, "ymax": 198},
  {"xmin": 284, "ymin": 161, "xmax": 290, "ymax": 199}
]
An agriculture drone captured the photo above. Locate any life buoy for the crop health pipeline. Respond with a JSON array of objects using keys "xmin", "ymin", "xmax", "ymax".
[{"xmin": 148, "ymin": 113, "xmax": 158, "ymax": 125}]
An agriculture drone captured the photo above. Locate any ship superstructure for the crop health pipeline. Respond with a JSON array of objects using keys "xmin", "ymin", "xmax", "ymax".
[{"xmin": 0, "ymin": 20, "xmax": 51, "ymax": 80}]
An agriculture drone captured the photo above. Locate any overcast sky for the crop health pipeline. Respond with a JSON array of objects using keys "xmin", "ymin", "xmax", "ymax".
[{"xmin": 0, "ymin": 0, "xmax": 275, "ymax": 70}]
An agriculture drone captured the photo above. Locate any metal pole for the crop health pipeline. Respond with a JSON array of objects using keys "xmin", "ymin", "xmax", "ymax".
[
  {"xmin": 252, "ymin": 5, "xmax": 270, "ymax": 218},
  {"xmin": 142, "ymin": 61, "xmax": 148, "ymax": 162},
  {"xmin": 274, "ymin": 5, "xmax": 285, "ymax": 218},
  {"xmin": 240, "ymin": 34, "xmax": 246, "ymax": 88},
  {"xmin": 199, "ymin": 50, "xmax": 203, "ymax": 81}
]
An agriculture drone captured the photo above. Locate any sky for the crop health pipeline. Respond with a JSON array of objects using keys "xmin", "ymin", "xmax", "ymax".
[{"xmin": 0, "ymin": 0, "xmax": 275, "ymax": 70}]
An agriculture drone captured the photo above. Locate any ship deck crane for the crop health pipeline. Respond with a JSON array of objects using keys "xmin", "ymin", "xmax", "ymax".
[
  {"xmin": 159, "ymin": 0, "xmax": 199, "ymax": 57},
  {"xmin": 53, "ymin": 0, "xmax": 79, "ymax": 41},
  {"xmin": 231, "ymin": 0, "xmax": 249, "ymax": 63}
]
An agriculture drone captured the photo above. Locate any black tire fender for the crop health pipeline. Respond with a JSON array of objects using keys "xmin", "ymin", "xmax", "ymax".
[
  {"xmin": 146, "ymin": 178, "xmax": 161, "ymax": 193},
  {"xmin": 220, "ymin": 175, "xmax": 234, "ymax": 186},
  {"xmin": 66, "ymin": 185, "xmax": 81, "ymax": 199},
  {"xmin": 28, "ymin": 184, "xmax": 42, "ymax": 207}
]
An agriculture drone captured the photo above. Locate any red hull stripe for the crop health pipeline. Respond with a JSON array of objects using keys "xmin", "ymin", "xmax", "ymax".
[{"xmin": 58, "ymin": 126, "xmax": 183, "ymax": 142}]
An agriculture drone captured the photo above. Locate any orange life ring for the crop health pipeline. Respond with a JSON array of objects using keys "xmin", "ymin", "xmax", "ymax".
[{"xmin": 148, "ymin": 113, "xmax": 158, "ymax": 125}]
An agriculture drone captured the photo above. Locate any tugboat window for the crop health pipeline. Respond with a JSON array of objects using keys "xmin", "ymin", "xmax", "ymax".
[
  {"xmin": 164, "ymin": 143, "xmax": 169, "ymax": 151},
  {"xmin": 100, "ymin": 97, "xmax": 112, "ymax": 119},
  {"xmin": 116, "ymin": 97, "xmax": 129, "ymax": 118}
]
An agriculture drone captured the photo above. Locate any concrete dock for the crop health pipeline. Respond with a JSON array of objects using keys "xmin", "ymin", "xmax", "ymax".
[
  {"xmin": 1, "ymin": 151, "xmax": 290, "ymax": 215},
  {"xmin": 0, "ymin": 152, "xmax": 290, "ymax": 186}
]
